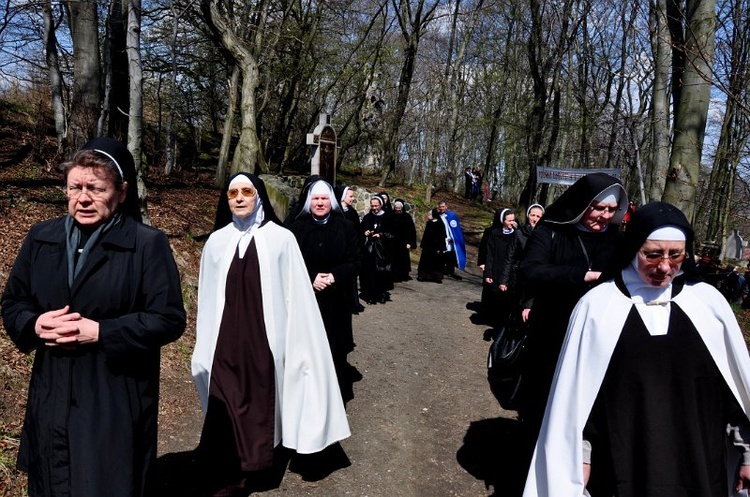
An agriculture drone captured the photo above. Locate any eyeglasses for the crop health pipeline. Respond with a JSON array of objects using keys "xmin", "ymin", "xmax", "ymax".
[
  {"xmin": 640, "ymin": 251, "xmax": 687, "ymax": 265},
  {"xmin": 66, "ymin": 185, "xmax": 110, "ymax": 199},
  {"xmin": 227, "ymin": 187, "xmax": 256, "ymax": 199}
]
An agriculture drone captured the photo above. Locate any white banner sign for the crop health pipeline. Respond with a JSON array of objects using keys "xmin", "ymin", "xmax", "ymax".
[{"xmin": 536, "ymin": 166, "xmax": 621, "ymax": 185}]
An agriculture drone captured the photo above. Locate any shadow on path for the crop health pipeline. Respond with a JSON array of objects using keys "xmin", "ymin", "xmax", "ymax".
[
  {"xmin": 153, "ymin": 443, "xmax": 351, "ymax": 496},
  {"xmin": 456, "ymin": 416, "xmax": 533, "ymax": 497}
]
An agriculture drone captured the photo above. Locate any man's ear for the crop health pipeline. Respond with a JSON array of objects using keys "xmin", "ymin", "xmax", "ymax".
[{"xmin": 119, "ymin": 181, "xmax": 129, "ymax": 203}]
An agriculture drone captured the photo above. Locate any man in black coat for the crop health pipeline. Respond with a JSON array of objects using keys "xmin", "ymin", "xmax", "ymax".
[{"xmin": 2, "ymin": 138, "xmax": 186, "ymax": 497}]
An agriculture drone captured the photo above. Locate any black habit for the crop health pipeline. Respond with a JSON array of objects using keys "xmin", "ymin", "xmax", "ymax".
[
  {"xmin": 585, "ymin": 277, "xmax": 747, "ymax": 497},
  {"xmin": 391, "ymin": 209, "xmax": 417, "ymax": 282},
  {"xmin": 417, "ymin": 216, "xmax": 447, "ymax": 283},
  {"xmin": 290, "ymin": 213, "xmax": 361, "ymax": 399}
]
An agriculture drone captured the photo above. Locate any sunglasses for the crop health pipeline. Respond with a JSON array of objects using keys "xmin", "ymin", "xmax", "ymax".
[
  {"xmin": 640, "ymin": 251, "xmax": 687, "ymax": 265},
  {"xmin": 227, "ymin": 187, "xmax": 256, "ymax": 199}
]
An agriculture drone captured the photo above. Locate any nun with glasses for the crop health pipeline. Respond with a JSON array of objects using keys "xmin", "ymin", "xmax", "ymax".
[
  {"xmin": 1, "ymin": 137, "xmax": 186, "ymax": 497},
  {"xmin": 290, "ymin": 177, "xmax": 361, "ymax": 403},
  {"xmin": 192, "ymin": 173, "xmax": 349, "ymax": 495},
  {"xmin": 517, "ymin": 173, "xmax": 628, "ymax": 437},
  {"xmin": 524, "ymin": 201, "xmax": 750, "ymax": 497}
]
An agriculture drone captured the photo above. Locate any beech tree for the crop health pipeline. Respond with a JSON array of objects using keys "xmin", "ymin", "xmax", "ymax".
[
  {"xmin": 662, "ymin": 0, "xmax": 716, "ymax": 220},
  {"xmin": 66, "ymin": 0, "xmax": 102, "ymax": 147}
]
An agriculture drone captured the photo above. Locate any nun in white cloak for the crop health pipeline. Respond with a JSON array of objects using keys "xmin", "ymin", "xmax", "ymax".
[
  {"xmin": 191, "ymin": 172, "xmax": 349, "ymax": 492},
  {"xmin": 524, "ymin": 201, "xmax": 750, "ymax": 497}
]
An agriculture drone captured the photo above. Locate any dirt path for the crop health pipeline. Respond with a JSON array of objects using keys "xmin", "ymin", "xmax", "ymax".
[{"xmin": 155, "ymin": 265, "xmax": 530, "ymax": 497}]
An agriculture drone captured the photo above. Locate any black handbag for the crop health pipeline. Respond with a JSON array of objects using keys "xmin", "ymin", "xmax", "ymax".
[{"xmin": 487, "ymin": 317, "xmax": 527, "ymax": 410}]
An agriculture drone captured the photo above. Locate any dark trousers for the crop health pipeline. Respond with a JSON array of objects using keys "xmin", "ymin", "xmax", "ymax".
[{"xmin": 442, "ymin": 251, "xmax": 457, "ymax": 275}]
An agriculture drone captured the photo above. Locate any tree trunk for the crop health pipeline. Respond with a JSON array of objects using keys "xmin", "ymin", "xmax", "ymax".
[
  {"xmin": 126, "ymin": 0, "xmax": 149, "ymax": 224},
  {"xmin": 519, "ymin": 0, "xmax": 576, "ymax": 208},
  {"xmin": 66, "ymin": 0, "xmax": 102, "ymax": 148},
  {"xmin": 107, "ymin": 0, "xmax": 130, "ymax": 139},
  {"xmin": 202, "ymin": 0, "xmax": 266, "ymax": 176},
  {"xmin": 663, "ymin": 0, "xmax": 716, "ymax": 220},
  {"xmin": 231, "ymin": 57, "xmax": 263, "ymax": 176},
  {"xmin": 648, "ymin": 0, "xmax": 672, "ymax": 202},
  {"xmin": 379, "ymin": 34, "xmax": 418, "ymax": 187},
  {"xmin": 163, "ymin": 0, "xmax": 179, "ymax": 176},
  {"xmin": 424, "ymin": 0, "xmax": 459, "ymax": 202},
  {"xmin": 379, "ymin": 0, "xmax": 439, "ymax": 187},
  {"xmin": 216, "ymin": 64, "xmax": 240, "ymax": 188},
  {"xmin": 43, "ymin": 0, "xmax": 66, "ymax": 155},
  {"xmin": 699, "ymin": 0, "xmax": 750, "ymax": 247}
]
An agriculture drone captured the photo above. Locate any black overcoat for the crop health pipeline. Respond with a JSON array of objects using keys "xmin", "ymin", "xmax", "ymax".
[
  {"xmin": 391, "ymin": 211, "xmax": 417, "ymax": 281},
  {"xmin": 417, "ymin": 218, "xmax": 446, "ymax": 282},
  {"xmin": 483, "ymin": 229, "xmax": 515, "ymax": 289},
  {"xmin": 359, "ymin": 211, "xmax": 394, "ymax": 298},
  {"xmin": 517, "ymin": 222, "xmax": 621, "ymax": 427},
  {"xmin": 1, "ymin": 215, "xmax": 186, "ymax": 497}
]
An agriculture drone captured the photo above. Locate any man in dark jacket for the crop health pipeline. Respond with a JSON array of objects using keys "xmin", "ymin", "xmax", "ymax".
[{"xmin": 2, "ymin": 138, "xmax": 186, "ymax": 497}]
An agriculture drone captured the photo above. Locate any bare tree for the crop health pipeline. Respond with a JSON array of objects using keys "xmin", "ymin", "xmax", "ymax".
[
  {"xmin": 378, "ymin": 0, "xmax": 440, "ymax": 187},
  {"xmin": 127, "ymin": 0, "xmax": 150, "ymax": 223},
  {"xmin": 696, "ymin": 0, "xmax": 750, "ymax": 247},
  {"xmin": 215, "ymin": 64, "xmax": 240, "ymax": 187},
  {"xmin": 42, "ymin": 0, "xmax": 66, "ymax": 155},
  {"xmin": 662, "ymin": 0, "xmax": 716, "ymax": 219},
  {"xmin": 519, "ymin": 0, "xmax": 580, "ymax": 208},
  {"xmin": 648, "ymin": 0, "xmax": 672, "ymax": 202},
  {"xmin": 200, "ymin": 0, "xmax": 288, "ymax": 176},
  {"xmin": 66, "ymin": 0, "xmax": 102, "ymax": 147}
]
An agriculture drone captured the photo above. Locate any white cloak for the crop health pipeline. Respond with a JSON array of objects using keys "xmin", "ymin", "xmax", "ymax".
[
  {"xmin": 523, "ymin": 277, "xmax": 750, "ymax": 497},
  {"xmin": 191, "ymin": 221, "xmax": 350, "ymax": 454}
]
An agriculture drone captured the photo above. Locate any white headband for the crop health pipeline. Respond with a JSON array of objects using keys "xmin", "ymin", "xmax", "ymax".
[
  {"xmin": 340, "ymin": 186, "xmax": 350, "ymax": 202},
  {"xmin": 527, "ymin": 203, "xmax": 545, "ymax": 217},
  {"xmin": 310, "ymin": 180, "xmax": 330, "ymax": 196},
  {"xmin": 647, "ymin": 226, "xmax": 686, "ymax": 241},
  {"xmin": 594, "ymin": 184, "xmax": 622, "ymax": 204},
  {"xmin": 229, "ymin": 174, "xmax": 253, "ymax": 188},
  {"xmin": 93, "ymin": 148, "xmax": 124, "ymax": 180}
]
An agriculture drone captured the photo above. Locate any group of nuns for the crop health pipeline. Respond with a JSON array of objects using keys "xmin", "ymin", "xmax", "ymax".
[{"xmin": 6, "ymin": 142, "xmax": 750, "ymax": 497}]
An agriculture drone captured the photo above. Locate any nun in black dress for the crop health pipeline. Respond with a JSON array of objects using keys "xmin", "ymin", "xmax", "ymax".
[
  {"xmin": 290, "ymin": 178, "xmax": 361, "ymax": 402},
  {"xmin": 517, "ymin": 173, "xmax": 627, "ymax": 435}
]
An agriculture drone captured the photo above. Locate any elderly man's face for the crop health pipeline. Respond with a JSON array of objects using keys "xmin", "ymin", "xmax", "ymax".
[
  {"xmin": 636, "ymin": 239, "xmax": 687, "ymax": 287},
  {"xmin": 66, "ymin": 166, "xmax": 127, "ymax": 228}
]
